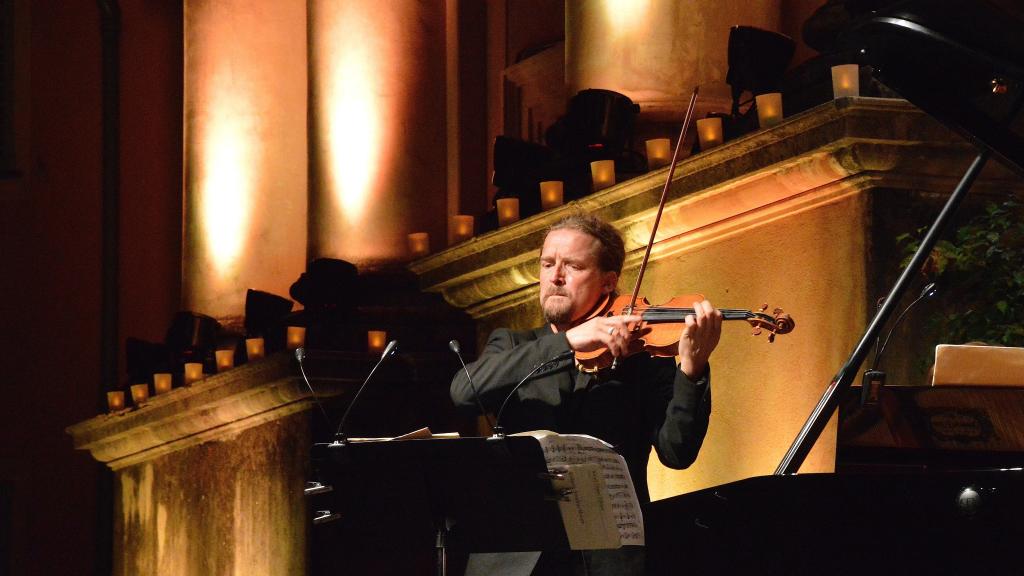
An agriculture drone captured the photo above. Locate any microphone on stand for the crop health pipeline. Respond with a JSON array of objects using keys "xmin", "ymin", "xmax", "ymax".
[
  {"xmin": 448, "ymin": 339, "xmax": 494, "ymax": 428},
  {"xmin": 295, "ymin": 347, "xmax": 336, "ymax": 434},
  {"xmin": 861, "ymin": 282, "xmax": 938, "ymax": 405},
  {"xmin": 491, "ymin": 349, "xmax": 574, "ymax": 438},
  {"xmin": 334, "ymin": 340, "xmax": 400, "ymax": 443}
]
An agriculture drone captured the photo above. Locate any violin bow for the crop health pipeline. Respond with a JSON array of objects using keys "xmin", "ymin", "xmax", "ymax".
[{"xmin": 614, "ymin": 86, "xmax": 700, "ymax": 368}]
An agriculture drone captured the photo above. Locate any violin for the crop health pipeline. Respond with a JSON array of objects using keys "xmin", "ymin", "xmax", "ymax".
[
  {"xmin": 574, "ymin": 86, "xmax": 796, "ymax": 372},
  {"xmin": 574, "ymin": 293, "xmax": 795, "ymax": 372}
]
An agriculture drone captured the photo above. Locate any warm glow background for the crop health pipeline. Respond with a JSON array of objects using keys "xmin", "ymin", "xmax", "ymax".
[
  {"xmin": 308, "ymin": 0, "xmax": 447, "ymax": 266},
  {"xmin": 183, "ymin": 0, "xmax": 308, "ymax": 322},
  {"xmin": 566, "ymin": 0, "xmax": 784, "ymax": 117}
]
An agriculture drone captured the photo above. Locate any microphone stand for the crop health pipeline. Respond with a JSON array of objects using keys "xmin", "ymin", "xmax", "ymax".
[{"xmin": 775, "ymin": 150, "xmax": 990, "ymax": 475}]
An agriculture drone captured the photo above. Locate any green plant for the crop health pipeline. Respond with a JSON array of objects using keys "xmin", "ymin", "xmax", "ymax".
[{"xmin": 897, "ymin": 197, "xmax": 1024, "ymax": 347}]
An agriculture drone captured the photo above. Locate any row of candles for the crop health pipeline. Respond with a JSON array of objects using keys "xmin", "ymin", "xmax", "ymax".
[
  {"xmin": 106, "ymin": 328, "xmax": 394, "ymax": 412},
  {"xmin": 405, "ymin": 63, "xmax": 860, "ymax": 260}
]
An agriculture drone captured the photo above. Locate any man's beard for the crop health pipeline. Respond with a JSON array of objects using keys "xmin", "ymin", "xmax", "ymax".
[{"xmin": 541, "ymin": 292, "xmax": 573, "ymax": 325}]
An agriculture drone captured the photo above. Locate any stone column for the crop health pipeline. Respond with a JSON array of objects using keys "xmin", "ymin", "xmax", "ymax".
[
  {"xmin": 307, "ymin": 0, "xmax": 447, "ymax": 268},
  {"xmin": 182, "ymin": 0, "xmax": 308, "ymax": 326},
  {"xmin": 565, "ymin": 0, "xmax": 783, "ymax": 120}
]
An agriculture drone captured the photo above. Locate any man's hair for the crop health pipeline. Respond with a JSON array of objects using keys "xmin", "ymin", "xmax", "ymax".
[{"xmin": 546, "ymin": 214, "xmax": 625, "ymax": 275}]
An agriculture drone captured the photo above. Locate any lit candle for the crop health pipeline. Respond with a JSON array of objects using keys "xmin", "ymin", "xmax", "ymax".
[
  {"xmin": 215, "ymin": 349, "xmax": 235, "ymax": 372},
  {"xmin": 130, "ymin": 383, "xmax": 150, "ymax": 406},
  {"xmin": 286, "ymin": 326, "xmax": 306, "ymax": 350},
  {"xmin": 183, "ymin": 362, "xmax": 204, "ymax": 386},
  {"xmin": 450, "ymin": 215, "xmax": 474, "ymax": 244},
  {"xmin": 407, "ymin": 232, "xmax": 431, "ymax": 258},
  {"xmin": 245, "ymin": 337, "xmax": 265, "ymax": 361},
  {"xmin": 590, "ymin": 160, "xmax": 616, "ymax": 191},
  {"xmin": 755, "ymin": 93, "xmax": 783, "ymax": 128},
  {"xmin": 496, "ymin": 198, "xmax": 520, "ymax": 227},
  {"xmin": 107, "ymin": 390, "xmax": 125, "ymax": 412},
  {"xmin": 153, "ymin": 372, "xmax": 172, "ymax": 395},
  {"xmin": 539, "ymin": 181, "xmax": 564, "ymax": 210},
  {"xmin": 831, "ymin": 64, "xmax": 859, "ymax": 98},
  {"xmin": 367, "ymin": 330, "xmax": 387, "ymax": 354},
  {"xmin": 645, "ymin": 139, "xmax": 671, "ymax": 169},
  {"xmin": 696, "ymin": 117, "xmax": 723, "ymax": 150}
]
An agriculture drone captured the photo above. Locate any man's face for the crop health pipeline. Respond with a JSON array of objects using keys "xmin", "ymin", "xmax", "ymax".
[{"xmin": 539, "ymin": 228, "xmax": 617, "ymax": 328}]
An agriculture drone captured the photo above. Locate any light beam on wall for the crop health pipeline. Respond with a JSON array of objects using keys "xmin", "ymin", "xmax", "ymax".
[
  {"xmin": 326, "ymin": 43, "xmax": 381, "ymax": 225},
  {"xmin": 603, "ymin": 0, "xmax": 651, "ymax": 39},
  {"xmin": 198, "ymin": 89, "xmax": 255, "ymax": 277}
]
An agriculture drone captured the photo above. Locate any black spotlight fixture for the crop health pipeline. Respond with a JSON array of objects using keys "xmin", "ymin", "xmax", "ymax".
[
  {"xmin": 244, "ymin": 288, "xmax": 294, "ymax": 354},
  {"xmin": 725, "ymin": 26, "xmax": 796, "ymax": 135},
  {"xmin": 164, "ymin": 311, "xmax": 221, "ymax": 369}
]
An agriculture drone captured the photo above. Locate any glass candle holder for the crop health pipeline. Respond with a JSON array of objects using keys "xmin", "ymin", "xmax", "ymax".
[
  {"xmin": 153, "ymin": 372, "xmax": 172, "ymax": 395},
  {"xmin": 107, "ymin": 390, "xmax": 125, "ymax": 412},
  {"xmin": 590, "ymin": 160, "xmax": 616, "ymax": 191},
  {"xmin": 496, "ymin": 198, "xmax": 520, "ymax": 227},
  {"xmin": 183, "ymin": 362, "xmax": 204, "ymax": 386},
  {"xmin": 755, "ymin": 93, "xmax": 783, "ymax": 128},
  {"xmin": 245, "ymin": 337, "xmax": 265, "ymax": 361},
  {"xmin": 407, "ymin": 232, "xmax": 430, "ymax": 258},
  {"xmin": 450, "ymin": 215, "xmax": 474, "ymax": 244},
  {"xmin": 367, "ymin": 330, "xmax": 387, "ymax": 354},
  {"xmin": 215, "ymin": 349, "xmax": 235, "ymax": 372},
  {"xmin": 696, "ymin": 117, "xmax": 723, "ymax": 150},
  {"xmin": 645, "ymin": 138, "xmax": 671, "ymax": 169},
  {"xmin": 286, "ymin": 326, "xmax": 306, "ymax": 350},
  {"xmin": 831, "ymin": 64, "xmax": 860, "ymax": 98},
  {"xmin": 539, "ymin": 181, "xmax": 564, "ymax": 210},
  {"xmin": 130, "ymin": 383, "xmax": 150, "ymax": 406}
]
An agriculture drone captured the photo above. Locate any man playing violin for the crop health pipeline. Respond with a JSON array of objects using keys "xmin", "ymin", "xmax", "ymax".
[{"xmin": 451, "ymin": 213, "xmax": 722, "ymax": 575}]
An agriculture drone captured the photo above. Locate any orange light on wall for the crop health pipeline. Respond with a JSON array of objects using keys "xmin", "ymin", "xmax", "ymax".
[
  {"xmin": 308, "ymin": 1, "xmax": 447, "ymax": 267},
  {"xmin": 183, "ymin": 0, "xmax": 308, "ymax": 322}
]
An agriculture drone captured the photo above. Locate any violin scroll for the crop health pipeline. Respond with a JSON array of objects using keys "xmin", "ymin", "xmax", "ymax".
[{"xmin": 749, "ymin": 304, "xmax": 795, "ymax": 342}]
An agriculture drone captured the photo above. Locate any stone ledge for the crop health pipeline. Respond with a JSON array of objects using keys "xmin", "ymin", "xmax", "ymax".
[
  {"xmin": 409, "ymin": 98, "xmax": 1021, "ymax": 318},
  {"xmin": 66, "ymin": 351, "xmax": 369, "ymax": 470}
]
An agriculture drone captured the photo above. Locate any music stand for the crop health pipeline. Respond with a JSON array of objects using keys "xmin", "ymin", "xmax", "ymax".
[{"xmin": 314, "ymin": 436, "xmax": 570, "ymax": 576}]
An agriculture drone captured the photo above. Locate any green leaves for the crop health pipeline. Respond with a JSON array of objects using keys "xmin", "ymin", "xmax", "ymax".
[{"xmin": 898, "ymin": 197, "xmax": 1024, "ymax": 347}]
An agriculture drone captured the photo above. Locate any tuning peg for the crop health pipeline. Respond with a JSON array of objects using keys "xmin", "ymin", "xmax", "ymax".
[
  {"xmin": 758, "ymin": 303, "xmax": 769, "ymax": 313},
  {"xmin": 752, "ymin": 326, "xmax": 762, "ymax": 336},
  {"xmin": 773, "ymin": 307, "xmax": 783, "ymax": 316}
]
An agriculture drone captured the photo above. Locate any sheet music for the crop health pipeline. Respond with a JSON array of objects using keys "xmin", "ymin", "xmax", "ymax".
[{"xmin": 520, "ymin": 431, "xmax": 645, "ymax": 547}]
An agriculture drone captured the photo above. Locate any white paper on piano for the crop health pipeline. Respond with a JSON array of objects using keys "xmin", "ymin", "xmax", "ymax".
[{"xmin": 513, "ymin": 430, "xmax": 644, "ymax": 549}]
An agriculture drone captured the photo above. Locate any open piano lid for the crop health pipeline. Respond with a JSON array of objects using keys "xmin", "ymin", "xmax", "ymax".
[
  {"xmin": 843, "ymin": 0, "xmax": 1024, "ymax": 175},
  {"xmin": 647, "ymin": 3, "xmax": 1024, "ymax": 574}
]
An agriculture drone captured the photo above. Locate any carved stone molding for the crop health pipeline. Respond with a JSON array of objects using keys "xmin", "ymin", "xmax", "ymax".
[{"xmin": 409, "ymin": 98, "xmax": 1020, "ymax": 319}]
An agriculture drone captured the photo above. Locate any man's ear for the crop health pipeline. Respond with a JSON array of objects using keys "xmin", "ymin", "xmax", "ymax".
[{"xmin": 602, "ymin": 271, "xmax": 618, "ymax": 294}]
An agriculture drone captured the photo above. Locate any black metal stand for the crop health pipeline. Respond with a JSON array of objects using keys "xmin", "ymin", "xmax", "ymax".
[
  {"xmin": 775, "ymin": 150, "xmax": 990, "ymax": 475},
  {"xmin": 317, "ymin": 436, "xmax": 570, "ymax": 575}
]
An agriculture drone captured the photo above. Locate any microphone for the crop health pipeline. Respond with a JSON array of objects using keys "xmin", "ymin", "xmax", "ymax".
[
  {"xmin": 492, "ymin": 349, "xmax": 574, "ymax": 437},
  {"xmin": 294, "ymin": 347, "xmax": 337, "ymax": 434},
  {"xmin": 862, "ymin": 282, "xmax": 938, "ymax": 405},
  {"xmin": 334, "ymin": 340, "xmax": 400, "ymax": 443},
  {"xmin": 448, "ymin": 340, "xmax": 495, "ymax": 428}
]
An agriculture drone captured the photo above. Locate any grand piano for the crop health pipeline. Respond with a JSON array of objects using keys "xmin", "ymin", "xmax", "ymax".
[{"xmin": 647, "ymin": 1, "xmax": 1024, "ymax": 573}]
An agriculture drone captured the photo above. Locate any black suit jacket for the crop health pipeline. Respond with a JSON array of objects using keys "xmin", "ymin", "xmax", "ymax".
[{"xmin": 451, "ymin": 326, "xmax": 711, "ymax": 504}]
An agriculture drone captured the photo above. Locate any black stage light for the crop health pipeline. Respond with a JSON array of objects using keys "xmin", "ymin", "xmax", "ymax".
[
  {"xmin": 726, "ymin": 26, "xmax": 796, "ymax": 117},
  {"xmin": 244, "ymin": 288, "xmax": 294, "ymax": 352},
  {"xmin": 164, "ymin": 311, "xmax": 220, "ymax": 367}
]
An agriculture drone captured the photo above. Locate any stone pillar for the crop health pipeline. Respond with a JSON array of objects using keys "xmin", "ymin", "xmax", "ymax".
[
  {"xmin": 565, "ymin": 0, "xmax": 783, "ymax": 120},
  {"xmin": 307, "ymin": 0, "xmax": 447, "ymax": 268},
  {"xmin": 182, "ymin": 0, "xmax": 308, "ymax": 326}
]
